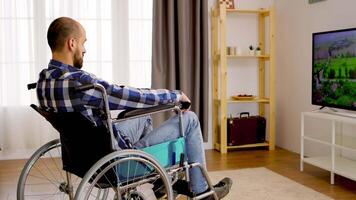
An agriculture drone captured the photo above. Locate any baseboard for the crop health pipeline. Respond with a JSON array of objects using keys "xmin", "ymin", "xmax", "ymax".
[{"xmin": 0, "ymin": 149, "xmax": 36, "ymax": 160}]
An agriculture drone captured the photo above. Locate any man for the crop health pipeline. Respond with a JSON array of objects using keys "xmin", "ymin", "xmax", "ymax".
[{"xmin": 37, "ymin": 17, "xmax": 232, "ymax": 199}]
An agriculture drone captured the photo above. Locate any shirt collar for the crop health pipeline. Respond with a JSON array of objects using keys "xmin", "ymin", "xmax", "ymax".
[{"xmin": 49, "ymin": 59, "xmax": 79, "ymax": 72}]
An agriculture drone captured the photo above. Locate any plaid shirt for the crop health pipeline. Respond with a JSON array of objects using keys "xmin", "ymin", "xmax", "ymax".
[{"xmin": 37, "ymin": 59, "xmax": 181, "ymax": 148}]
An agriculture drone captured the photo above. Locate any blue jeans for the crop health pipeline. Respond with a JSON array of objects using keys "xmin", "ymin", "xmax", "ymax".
[{"xmin": 114, "ymin": 111, "xmax": 208, "ymax": 194}]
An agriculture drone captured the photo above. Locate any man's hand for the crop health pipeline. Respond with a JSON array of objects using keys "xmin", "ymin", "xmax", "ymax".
[{"xmin": 180, "ymin": 92, "xmax": 191, "ymax": 112}]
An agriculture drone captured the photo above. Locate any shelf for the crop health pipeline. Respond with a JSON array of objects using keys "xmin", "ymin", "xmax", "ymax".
[
  {"xmin": 335, "ymin": 144, "xmax": 356, "ymax": 153},
  {"xmin": 213, "ymin": 98, "xmax": 270, "ymax": 105},
  {"xmin": 303, "ymin": 136, "xmax": 331, "ymax": 146},
  {"xmin": 226, "ymin": 9, "xmax": 269, "ymax": 15},
  {"xmin": 334, "ymin": 156, "xmax": 356, "ymax": 181},
  {"xmin": 227, "ymin": 98, "xmax": 269, "ymax": 103},
  {"xmin": 227, "ymin": 142, "xmax": 269, "ymax": 149},
  {"xmin": 303, "ymin": 111, "xmax": 356, "ymax": 125},
  {"xmin": 303, "ymin": 135, "xmax": 356, "ymax": 152},
  {"xmin": 303, "ymin": 156, "xmax": 332, "ymax": 171},
  {"xmin": 227, "ymin": 55, "xmax": 270, "ymax": 59},
  {"xmin": 303, "ymin": 156, "xmax": 356, "ymax": 181}
]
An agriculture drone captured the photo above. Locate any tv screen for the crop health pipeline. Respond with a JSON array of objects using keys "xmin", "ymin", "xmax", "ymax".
[{"xmin": 312, "ymin": 28, "xmax": 356, "ymax": 111}]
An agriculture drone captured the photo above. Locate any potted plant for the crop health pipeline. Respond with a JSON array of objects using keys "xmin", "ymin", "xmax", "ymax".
[
  {"xmin": 249, "ymin": 45, "xmax": 254, "ymax": 55},
  {"xmin": 255, "ymin": 46, "xmax": 261, "ymax": 56}
]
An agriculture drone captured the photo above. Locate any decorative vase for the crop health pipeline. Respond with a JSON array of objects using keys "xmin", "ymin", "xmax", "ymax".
[{"xmin": 255, "ymin": 50, "xmax": 261, "ymax": 56}]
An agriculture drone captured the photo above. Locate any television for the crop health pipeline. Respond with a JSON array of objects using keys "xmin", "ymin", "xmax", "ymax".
[{"xmin": 312, "ymin": 28, "xmax": 356, "ymax": 111}]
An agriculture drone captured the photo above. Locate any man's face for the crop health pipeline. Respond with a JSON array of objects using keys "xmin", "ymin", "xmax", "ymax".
[{"xmin": 73, "ymin": 27, "xmax": 86, "ymax": 69}]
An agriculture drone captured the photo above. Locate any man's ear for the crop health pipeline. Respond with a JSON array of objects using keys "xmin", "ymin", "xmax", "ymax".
[{"xmin": 67, "ymin": 38, "xmax": 76, "ymax": 52}]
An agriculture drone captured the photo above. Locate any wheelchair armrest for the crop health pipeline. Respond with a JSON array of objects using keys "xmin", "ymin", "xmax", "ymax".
[
  {"xmin": 27, "ymin": 82, "xmax": 95, "ymax": 91},
  {"xmin": 117, "ymin": 104, "xmax": 176, "ymax": 119}
]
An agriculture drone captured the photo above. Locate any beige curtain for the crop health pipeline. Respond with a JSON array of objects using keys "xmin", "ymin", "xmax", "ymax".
[{"xmin": 151, "ymin": 0, "xmax": 209, "ymax": 141}]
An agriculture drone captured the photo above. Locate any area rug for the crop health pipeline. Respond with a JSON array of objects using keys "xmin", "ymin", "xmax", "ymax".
[{"xmin": 208, "ymin": 167, "xmax": 333, "ymax": 200}]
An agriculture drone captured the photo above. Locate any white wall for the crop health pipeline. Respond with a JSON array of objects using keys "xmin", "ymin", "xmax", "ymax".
[{"xmin": 275, "ymin": 0, "xmax": 356, "ymax": 153}]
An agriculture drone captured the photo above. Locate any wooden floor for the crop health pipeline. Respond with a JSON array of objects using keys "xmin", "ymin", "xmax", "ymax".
[
  {"xmin": 1, "ymin": 147, "xmax": 356, "ymax": 199},
  {"xmin": 205, "ymin": 148, "xmax": 356, "ymax": 200}
]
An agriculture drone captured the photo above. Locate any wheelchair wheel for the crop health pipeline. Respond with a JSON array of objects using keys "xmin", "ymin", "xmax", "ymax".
[
  {"xmin": 75, "ymin": 149, "xmax": 174, "ymax": 200},
  {"xmin": 17, "ymin": 139, "xmax": 82, "ymax": 200}
]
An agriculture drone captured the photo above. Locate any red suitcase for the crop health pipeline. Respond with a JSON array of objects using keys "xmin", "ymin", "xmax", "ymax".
[{"xmin": 227, "ymin": 112, "xmax": 266, "ymax": 146}]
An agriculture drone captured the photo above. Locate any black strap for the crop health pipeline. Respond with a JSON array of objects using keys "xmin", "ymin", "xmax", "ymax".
[{"xmin": 240, "ymin": 112, "xmax": 250, "ymax": 118}]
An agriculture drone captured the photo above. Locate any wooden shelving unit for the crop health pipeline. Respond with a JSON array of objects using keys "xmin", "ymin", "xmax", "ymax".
[{"xmin": 211, "ymin": 4, "xmax": 276, "ymax": 154}]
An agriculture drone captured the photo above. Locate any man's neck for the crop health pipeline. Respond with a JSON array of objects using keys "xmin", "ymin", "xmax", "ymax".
[{"xmin": 52, "ymin": 52, "xmax": 74, "ymax": 67}]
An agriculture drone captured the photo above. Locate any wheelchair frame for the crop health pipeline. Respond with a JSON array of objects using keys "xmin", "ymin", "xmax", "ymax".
[{"xmin": 17, "ymin": 82, "xmax": 218, "ymax": 200}]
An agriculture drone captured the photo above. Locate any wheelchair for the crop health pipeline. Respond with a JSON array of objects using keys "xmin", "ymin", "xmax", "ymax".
[{"xmin": 17, "ymin": 82, "xmax": 218, "ymax": 200}]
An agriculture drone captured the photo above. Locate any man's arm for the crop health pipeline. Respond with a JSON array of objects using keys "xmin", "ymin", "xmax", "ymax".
[{"xmin": 78, "ymin": 72, "xmax": 182, "ymax": 110}]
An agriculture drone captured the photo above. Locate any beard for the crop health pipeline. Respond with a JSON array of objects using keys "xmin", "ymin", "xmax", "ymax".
[{"xmin": 73, "ymin": 50, "xmax": 83, "ymax": 69}]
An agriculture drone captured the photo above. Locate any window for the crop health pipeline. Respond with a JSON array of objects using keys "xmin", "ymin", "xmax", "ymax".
[
  {"xmin": 45, "ymin": 0, "xmax": 114, "ymax": 83},
  {"xmin": 128, "ymin": 0, "xmax": 153, "ymax": 88},
  {"xmin": 0, "ymin": 0, "xmax": 35, "ymax": 106},
  {"xmin": 0, "ymin": 0, "xmax": 153, "ymax": 106}
]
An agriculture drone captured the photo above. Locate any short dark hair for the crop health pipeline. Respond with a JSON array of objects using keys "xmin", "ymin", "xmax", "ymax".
[{"xmin": 47, "ymin": 17, "xmax": 80, "ymax": 52}]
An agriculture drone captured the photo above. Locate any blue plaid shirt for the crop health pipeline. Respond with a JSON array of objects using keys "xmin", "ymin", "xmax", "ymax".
[{"xmin": 37, "ymin": 59, "xmax": 181, "ymax": 148}]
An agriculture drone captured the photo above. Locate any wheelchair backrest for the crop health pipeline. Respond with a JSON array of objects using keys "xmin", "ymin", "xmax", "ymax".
[{"xmin": 31, "ymin": 104, "xmax": 114, "ymax": 178}]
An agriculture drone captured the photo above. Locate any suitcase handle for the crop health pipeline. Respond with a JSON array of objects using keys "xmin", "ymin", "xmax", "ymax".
[{"xmin": 240, "ymin": 112, "xmax": 250, "ymax": 118}]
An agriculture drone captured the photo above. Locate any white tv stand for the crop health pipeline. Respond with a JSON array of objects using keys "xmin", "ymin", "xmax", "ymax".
[
  {"xmin": 300, "ymin": 111, "xmax": 356, "ymax": 184},
  {"xmin": 317, "ymin": 108, "xmax": 356, "ymax": 119}
]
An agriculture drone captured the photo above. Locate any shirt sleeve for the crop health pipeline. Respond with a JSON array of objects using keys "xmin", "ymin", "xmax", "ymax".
[{"xmin": 77, "ymin": 71, "xmax": 182, "ymax": 110}]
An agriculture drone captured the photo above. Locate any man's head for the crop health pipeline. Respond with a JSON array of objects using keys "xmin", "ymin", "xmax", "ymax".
[{"xmin": 47, "ymin": 17, "xmax": 86, "ymax": 69}]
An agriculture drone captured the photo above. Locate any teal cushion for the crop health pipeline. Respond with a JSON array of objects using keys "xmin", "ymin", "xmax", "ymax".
[
  {"xmin": 142, "ymin": 137, "xmax": 185, "ymax": 168},
  {"xmin": 116, "ymin": 137, "xmax": 185, "ymax": 181}
]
